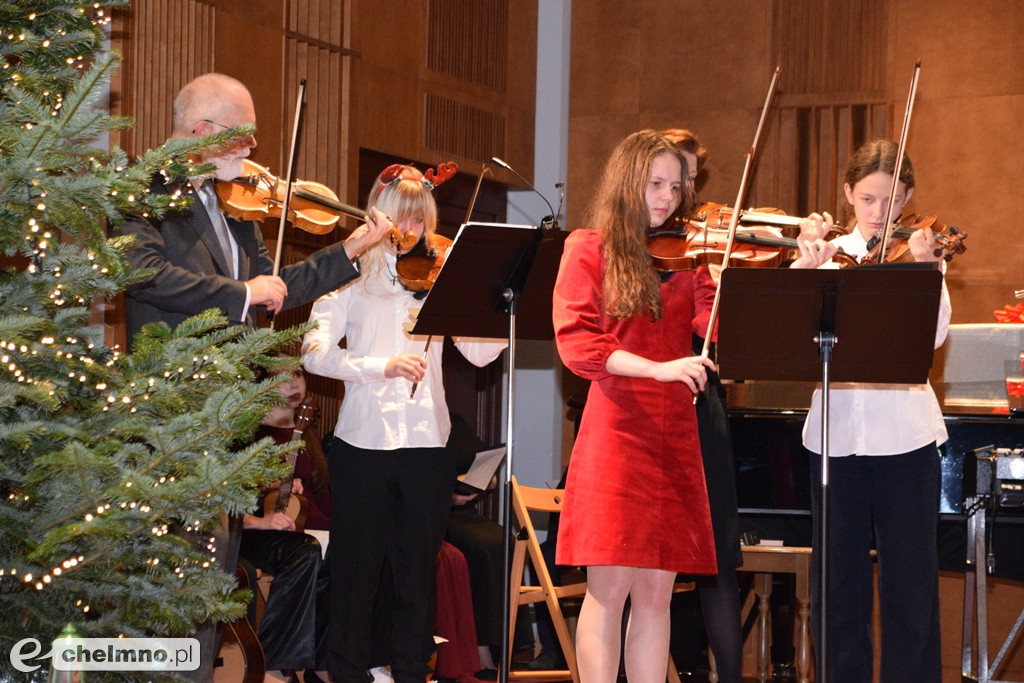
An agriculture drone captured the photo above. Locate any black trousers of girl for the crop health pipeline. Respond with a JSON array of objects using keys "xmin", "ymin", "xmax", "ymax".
[
  {"xmin": 238, "ymin": 529, "xmax": 330, "ymax": 671},
  {"xmin": 691, "ymin": 361, "xmax": 744, "ymax": 683},
  {"xmin": 809, "ymin": 443, "xmax": 942, "ymax": 683},
  {"xmin": 327, "ymin": 437, "xmax": 456, "ymax": 683}
]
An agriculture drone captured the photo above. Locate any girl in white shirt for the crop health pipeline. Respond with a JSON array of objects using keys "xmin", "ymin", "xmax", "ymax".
[
  {"xmin": 799, "ymin": 139, "xmax": 951, "ymax": 683},
  {"xmin": 302, "ymin": 164, "xmax": 505, "ymax": 683}
]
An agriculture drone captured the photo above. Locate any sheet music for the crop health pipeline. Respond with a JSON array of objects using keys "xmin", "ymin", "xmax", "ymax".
[{"xmin": 457, "ymin": 446, "xmax": 507, "ymax": 492}]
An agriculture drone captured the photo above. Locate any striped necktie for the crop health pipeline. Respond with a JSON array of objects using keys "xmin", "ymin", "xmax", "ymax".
[{"xmin": 199, "ymin": 180, "xmax": 237, "ymax": 278}]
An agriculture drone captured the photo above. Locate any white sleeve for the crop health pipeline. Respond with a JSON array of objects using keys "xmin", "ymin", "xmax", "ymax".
[
  {"xmin": 453, "ymin": 337, "xmax": 508, "ymax": 368},
  {"xmin": 301, "ymin": 288, "xmax": 389, "ymax": 383}
]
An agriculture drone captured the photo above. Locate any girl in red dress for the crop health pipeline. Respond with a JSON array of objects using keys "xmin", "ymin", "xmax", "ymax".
[
  {"xmin": 552, "ymin": 129, "xmax": 719, "ymax": 683},
  {"xmin": 553, "ymin": 129, "xmax": 836, "ymax": 683}
]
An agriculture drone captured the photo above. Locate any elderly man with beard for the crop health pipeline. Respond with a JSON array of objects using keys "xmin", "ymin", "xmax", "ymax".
[
  {"xmin": 119, "ymin": 72, "xmax": 387, "ymax": 681},
  {"xmin": 121, "ymin": 72, "xmax": 387, "ymax": 343}
]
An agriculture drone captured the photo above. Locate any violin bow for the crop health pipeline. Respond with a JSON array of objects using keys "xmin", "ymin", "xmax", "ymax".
[
  {"xmin": 409, "ymin": 336, "xmax": 431, "ymax": 399},
  {"xmin": 464, "ymin": 163, "xmax": 491, "ymax": 225},
  {"xmin": 875, "ymin": 60, "xmax": 921, "ymax": 262},
  {"xmin": 698, "ymin": 66, "xmax": 781, "ymax": 363},
  {"xmin": 272, "ymin": 78, "xmax": 307, "ymax": 280}
]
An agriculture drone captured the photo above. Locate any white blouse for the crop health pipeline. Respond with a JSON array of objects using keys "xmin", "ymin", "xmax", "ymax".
[
  {"xmin": 302, "ymin": 252, "xmax": 506, "ymax": 451},
  {"xmin": 801, "ymin": 227, "xmax": 952, "ymax": 456}
]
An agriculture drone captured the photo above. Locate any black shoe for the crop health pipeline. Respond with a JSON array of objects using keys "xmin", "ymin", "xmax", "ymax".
[{"xmin": 526, "ymin": 649, "xmax": 567, "ymax": 671}]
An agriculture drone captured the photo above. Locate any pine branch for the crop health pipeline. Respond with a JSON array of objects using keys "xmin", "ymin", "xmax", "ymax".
[{"xmin": 0, "ymin": 1, "xmax": 322, "ymax": 660}]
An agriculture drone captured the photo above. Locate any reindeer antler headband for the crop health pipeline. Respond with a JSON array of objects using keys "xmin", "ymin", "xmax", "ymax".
[{"xmin": 376, "ymin": 161, "xmax": 458, "ymax": 198}]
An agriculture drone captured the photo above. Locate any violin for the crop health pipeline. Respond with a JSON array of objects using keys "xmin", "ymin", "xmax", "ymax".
[
  {"xmin": 860, "ymin": 213, "xmax": 967, "ymax": 265},
  {"xmin": 686, "ymin": 201, "xmax": 850, "ymax": 240},
  {"xmin": 395, "ymin": 232, "xmax": 453, "ymax": 293},
  {"xmin": 647, "ymin": 224, "xmax": 791, "ymax": 271},
  {"xmin": 215, "ymin": 158, "xmax": 417, "ymax": 251},
  {"xmin": 689, "ymin": 201, "xmax": 801, "ymax": 238},
  {"xmin": 648, "ymin": 204, "xmax": 869, "ymax": 271},
  {"xmin": 646, "ymin": 202, "xmax": 794, "ymax": 271}
]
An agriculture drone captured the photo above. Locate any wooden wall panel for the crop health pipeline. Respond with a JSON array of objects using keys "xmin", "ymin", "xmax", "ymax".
[
  {"xmin": 772, "ymin": 0, "xmax": 888, "ymax": 98},
  {"xmin": 280, "ymin": 0, "xmax": 353, "ymax": 252},
  {"xmin": 355, "ymin": 0, "xmax": 536, "ymax": 189},
  {"xmin": 110, "ymin": 0, "xmax": 526, "ymax": 441},
  {"xmin": 569, "ymin": 0, "xmax": 1024, "ymax": 324},
  {"xmin": 426, "ymin": 0, "xmax": 508, "ymax": 93},
  {"xmin": 113, "ymin": 0, "xmax": 215, "ymax": 159},
  {"xmin": 424, "ymin": 93, "xmax": 506, "ymax": 162}
]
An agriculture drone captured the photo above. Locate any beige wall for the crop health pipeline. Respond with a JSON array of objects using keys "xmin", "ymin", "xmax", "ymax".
[{"xmin": 568, "ymin": 0, "xmax": 1024, "ymax": 325}]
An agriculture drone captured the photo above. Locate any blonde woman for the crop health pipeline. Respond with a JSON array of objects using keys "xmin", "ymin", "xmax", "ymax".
[{"xmin": 302, "ymin": 163, "xmax": 505, "ymax": 683}]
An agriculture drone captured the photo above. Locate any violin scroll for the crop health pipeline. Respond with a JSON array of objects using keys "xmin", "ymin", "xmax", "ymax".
[
  {"xmin": 861, "ymin": 213, "xmax": 967, "ymax": 265},
  {"xmin": 387, "ymin": 225, "xmax": 419, "ymax": 253},
  {"xmin": 904, "ymin": 214, "xmax": 966, "ymax": 262}
]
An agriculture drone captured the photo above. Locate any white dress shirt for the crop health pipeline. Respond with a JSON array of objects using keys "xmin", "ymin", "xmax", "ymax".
[
  {"xmin": 302, "ymin": 252, "xmax": 506, "ymax": 450},
  {"xmin": 801, "ymin": 227, "xmax": 951, "ymax": 456}
]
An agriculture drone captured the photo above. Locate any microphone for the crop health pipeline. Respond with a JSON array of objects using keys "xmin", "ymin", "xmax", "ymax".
[
  {"xmin": 554, "ymin": 181, "xmax": 565, "ymax": 228},
  {"xmin": 490, "ymin": 156, "xmax": 559, "ymax": 229}
]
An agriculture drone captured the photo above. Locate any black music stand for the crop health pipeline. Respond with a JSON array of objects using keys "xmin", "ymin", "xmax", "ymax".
[
  {"xmin": 715, "ymin": 264, "xmax": 943, "ymax": 683},
  {"xmin": 411, "ymin": 221, "xmax": 567, "ymax": 683}
]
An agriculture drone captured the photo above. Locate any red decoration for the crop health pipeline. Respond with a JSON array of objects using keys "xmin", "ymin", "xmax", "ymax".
[
  {"xmin": 424, "ymin": 161, "xmax": 458, "ymax": 188},
  {"xmin": 993, "ymin": 303, "xmax": 1024, "ymax": 323}
]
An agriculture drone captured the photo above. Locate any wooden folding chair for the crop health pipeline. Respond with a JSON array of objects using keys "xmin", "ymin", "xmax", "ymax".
[{"xmin": 507, "ymin": 476, "xmax": 700, "ymax": 683}]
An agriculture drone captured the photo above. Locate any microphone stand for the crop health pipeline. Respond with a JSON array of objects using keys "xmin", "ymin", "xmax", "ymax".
[
  {"xmin": 491, "ymin": 156, "xmax": 560, "ymax": 230},
  {"xmin": 488, "ymin": 156, "xmax": 563, "ymax": 683}
]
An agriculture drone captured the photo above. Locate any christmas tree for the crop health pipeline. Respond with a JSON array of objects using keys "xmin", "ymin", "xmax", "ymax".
[{"xmin": 0, "ymin": 1, "xmax": 305, "ymax": 677}]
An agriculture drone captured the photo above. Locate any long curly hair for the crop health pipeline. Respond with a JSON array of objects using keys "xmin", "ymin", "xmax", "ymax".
[{"xmin": 585, "ymin": 129, "xmax": 693, "ymax": 320}]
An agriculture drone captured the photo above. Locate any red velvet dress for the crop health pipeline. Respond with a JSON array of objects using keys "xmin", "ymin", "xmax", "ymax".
[{"xmin": 552, "ymin": 229, "xmax": 717, "ymax": 574}]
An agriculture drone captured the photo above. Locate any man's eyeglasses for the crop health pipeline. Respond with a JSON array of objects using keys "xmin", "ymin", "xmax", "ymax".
[{"xmin": 196, "ymin": 118, "xmax": 255, "ymax": 145}]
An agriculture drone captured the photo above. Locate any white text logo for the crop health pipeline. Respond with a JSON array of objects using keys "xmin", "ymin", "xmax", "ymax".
[{"xmin": 9, "ymin": 637, "xmax": 200, "ymax": 672}]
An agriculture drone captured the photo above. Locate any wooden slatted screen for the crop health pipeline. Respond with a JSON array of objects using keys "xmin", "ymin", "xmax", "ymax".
[
  {"xmin": 282, "ymin": 0, "xmax": 352, "ymax": 252},
  {"xmin": 115, "ymin": 0, "xmax": 215, "ymax": 160},
  {"xmin": 426, "ymin": 0, "xmax": 508, "ymax": 93},
  {"xmin": 769, "ymin": 0, "xmax": 892, "ymax": 220}
]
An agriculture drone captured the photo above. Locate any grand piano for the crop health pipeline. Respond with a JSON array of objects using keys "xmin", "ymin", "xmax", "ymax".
[{"xmin": 725, "ymin": 375, "xmax": 1024, "ymax": 583}]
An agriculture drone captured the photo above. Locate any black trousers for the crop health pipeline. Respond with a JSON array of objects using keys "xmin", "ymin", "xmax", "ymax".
[
  {"xmin": 446, "ymin": 505, "xmax": 505, "ymax": 648},
  {"xmin": 239, "ymin": 529, "xmax": 329, "ymax": 671},
  {"xmin": 327, "ymin": 438, "xmax": 455, "ymax": 683},
  {"xmin": 809, "ymin": 444, "xmax": 942, "ymax": 683}
]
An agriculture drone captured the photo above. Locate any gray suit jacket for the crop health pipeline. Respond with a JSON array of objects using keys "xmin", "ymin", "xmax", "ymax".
[{"xmin": 121, "ymin": 177, "xmax": 359, "ymax": 345}]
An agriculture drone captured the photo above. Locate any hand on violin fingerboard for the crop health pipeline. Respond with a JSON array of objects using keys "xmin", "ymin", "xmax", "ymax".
[
  {"xmin": 790, "ymin": 232, "xmax": 839, "ymax": 269},
  {"xmin": 798, "ymin": 211, "xmax": 835, "ymax": 241},
  {"xmin": 343, "ymin": 207, "xmax": 392, "ymax": 259},
  {"xmin": 907, "ymin": 227, "xmax": 945, "ymax": 263}
]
